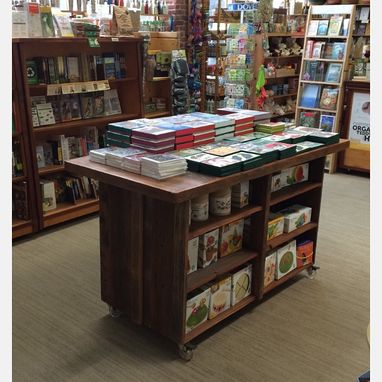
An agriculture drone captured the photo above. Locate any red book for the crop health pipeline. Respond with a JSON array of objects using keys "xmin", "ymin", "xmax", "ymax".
[
  {"xmin": 175, "ymin": 135, "xmax": 194, "ymax": 144},
  {"xmin": 155, "ymin": 123, "xmax": 194, "ymax": 137},
  {"xmin": 235, "ymin": 122, "xmax": 254, "ymax": 132},
  {"xmin": 175, "ymin": 141, "xmax": 194, "ymax": 150},
  {"xmin": 194, "ymin": 137, "xmax": 215, "ymax": 147},
  {"xmin": 131, "ymin": 137, "xmax": 174, "ymax": 148},
  {"xmin": 132, "ymin": 126, "xmax": 175, "ymax": 140},
  {"xmin": 131, "ymin": 143, "xmax": 174, "ymax": 153},
  {"xmin": 183, "ymin": 121, "xmax": 215, "ymax": 133},
  {"xmin": 193, "ymin": 131, "xmax": 215, "ymax": 140},
  {"xmin": 235, "ymin": 129, "xmax": 254, "ymax": 136},
  {"xmin": 227, "ymin": 113, "xmax": 254, "ymax": 125}
]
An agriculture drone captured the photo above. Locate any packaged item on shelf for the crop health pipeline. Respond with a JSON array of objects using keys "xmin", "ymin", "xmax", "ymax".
[
  {"xmin": 209, "ymin": 187, "xmax": 232, "ymax": 216},
  {"xmin": 271, "ymin": 172, "xmax": 282, "ymax": 192},
  {"xmin": 267, "ymin": 212, "xmax": 284, "ymax": 241},
  {"xmin": 185, "ymin": 287, "xmax": 211, "ymax": 333},
  {"xmin": 276, "ymin": 240, "xmax": 297, "ymax": 280},
  {"xmin": 40, "ymin": 179, "xmax": 57, "ymax": 212},
  {"xmin": 278, "ymin": 204, "xmax": 312, "ymax": 233},
  {"xmin": 209, "ymin": 276, "xmax": 232, "ymax": 319},
  {"xmin": 264, "ymin": 251, "xmax": 277, "ymax": 288},
  {"xmin": 198, "ymin": 156, "xmax": 242, "ymax": 177},
  {"xmin": 140, "ymin": 153, "xmax": 188, "ymax": 180},
  {"xmin": 191, "ymin": 194, "xmax": 209, "ymax": 222},
  {"xmin": 187, "ymin": 237, "xmax": 199, "ymax": 274},
  {"xmin": 186, "ymin": 152, "xmax": 217, "ymax": 172},
  {"xmin": 231, "ymin": 181, "xmax": 249, "ymax": 208},
  {"xmin": 198, "ymin": 228, "xmax": 219, "ymax": 268},
  {"xmin": 219, "ymin": 219, "xmax": 244, "ymax": 258},
  {"xmin": 224, "ymin": 151, "xmax": 265, "ymax": 171},
  {"xmin": 231, "ymin": 264, "xmax": 252, "ymax": 305},
  {"xmin": 282, "ymin": 162, "xmax": 309, "ymax": 186},
  {"xmin": 296, "ymin": 239, "xmax": 314, "ymax": 268}
]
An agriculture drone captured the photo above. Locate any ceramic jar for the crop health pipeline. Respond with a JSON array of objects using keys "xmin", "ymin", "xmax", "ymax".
[
  {"xmin": 210, "ymin": 187, "xmax": 232, "ymax": 216},
  {"xmin": 191, "ymin": 194, "xmax": 209, "ymax": 222}
]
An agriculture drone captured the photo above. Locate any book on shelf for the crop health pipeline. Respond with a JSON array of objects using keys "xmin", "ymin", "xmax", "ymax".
[
  {"xmin": 300, "ymin": 111, "xmax": 319, "ymax": 128},
  {"xmin": 300, "ymin": 84, "xmax": 321, "ymax": 108},
  {"xmin": 324, "ymin": 63, "xmax": 342, "ymax": 83},
  {"xmin": 332, "ymin": 43, "xmax": 346, "ymax": 60},
  {"xmin": 13, "ymin": 182, "xmax": 30, "ymax": 220},
  {"xmin": 322, "ymin": 43, "xmax": 334, "ymax": 59},
  {"xmin": 52, "ymin": 12, "xmax": 74, "ymax": 38},
  {"xmin": 66, "ymin": 57, "xmax": 81, "ymax": 82},
  {"xmin": 356, "ymin": 23, "xmax": 367, "ymax": 36},
  {"xmin": 307, "ymin": 20, "xmax": 319, "ymax": 36},
  {"xmin": 12, "ymin": 7, "xmax": 28, "ymax": 38},
  {"xmin": 42, "ymin": 142, "xmax": 54, "ymax": 166},
  {"xmin": 341, "ymin": 18, "xmax": 350, "ymax": 37},
  {"xmin": 319, "ymin": 114, "xmax": 335, "ymax": 132},
  {"xmin": 80, "ymin": 93, "xmax": 94, "ymax": 119},
  {"xmin": 312, "ymin": 42, "xmax": 325, "ymax": 59},
  {"xmin": 36, "ymin": 103, "xmax": 55, "ymax": 126},
  {"xmin": 40, "ymin": 179, "xmax": 57, "ymax": 212},
  {"xmin": 93, "ymin": 92, "xmax": 105, "ymax": 117},
  {"xmin": 104, "ymin": 89, "xmax": 122, "ymax": 116},
  {"xmin": 26, "ymin": 60, "xmax": 39, "ymax": 85},
  {"xmin": 319, "ymin": 88, "xmax": 339, "ymax": 111},
  {"xmin": 305, "ymin": 40, "xmax": 314, "ymax": 59},
  {"xmin": 59, "ymin": 95, "xmax": 72, "ymax": 121},
  {"xmin": 317, "ymin": 20, "xmax": 329, "ymax": 36},
  {"xmin": 103, "ymin": 54, "xmax": 116, "ymax": 80},
  {"xmin": 27, "ymin": 2, "xmax": 43, "ymax": 37},
  {"xmin": 69, "ymin": 94, "xmax": 82, "ymax": 120},
  {"xmin": 40, "ymin": 5, "xmax": 55, "ymax": 37},
  {"xmin": 327, "ymin": 15, "xmax": 343, "ymax": 36}
]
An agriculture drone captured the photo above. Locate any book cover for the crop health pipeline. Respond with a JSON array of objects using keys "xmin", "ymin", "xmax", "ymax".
[
  {"xmin": 40, "ymin": 180, "xmax": 57, "ymax": 211},
  {"xmin": 27, "ymin": 2, "xmax": 43, "ymax": 37},
  {"xmin": 300, "ymin": 111, "xmax": 319, "ymax": 128},
  {"xmin": 53, "ymin": 13, "xmax": 74, "ymax": 38},
  {"xmin": 12, "ymin": 8, "xmax": 28, "ymax": 38},
  {"xmin": 42, "ymin": 142, "xmax": 54, "ymax": 166},
  {"xmin": 304, "ymin": 40, "xmax": 314, "ymax": 59},
  {"xmin": 66, "ymin": 57, "xmax": 80, "ymax": 82},
  {"xmin": 323, "ymin": 43, "xmax": 334, "ymax": 59},
  {"xmin": 307, "ymin": 20, "xmax": 319, "ymax": 36},
  {"xmin": 324, "ymin": 63, "xmax": 342, "ymax": 83},
  {"xmin": 341, "ymin": 18, "xmax": 350, "ymax": 36},
  {"xmin": 300, "ymin": 84, "xmax": 321, "ymax": 108},
  {"xmin": 328, "ymin": 15, "xmax": 343, "ymax": 36},
  {"xmin": 80, "ymin": 94, "xmax": 94, "ymax": 119},
  {"xmin": 319, "ymin": 114, "xmax": 335, "ymax": 132},
  {"xmin": 103, "ymin": 89, "xmax": 122, "ymax": 116},
  {"xmin": 103, "ymin": 54, "xmax": 116, "ymax": 80},
  {"xmin": 36, "ymin": 103, "xmax": 55, "ymax": 126},
  {"xmin": 93, "ymin": 92, "xmax": 105, "ymax": 117},
  {"xmin": 36, "ymin": 145, "xmax": 46, "ymax": 168},
  {"xmin": 69, "ymin": 94, "xmax": 82, "ymax": 120},
  {"xmin": 40, "ymin": 5, "xmax": 55, "ymax": 37},
  {"xmin": 133, "ymin": 126, "xmax": 175, "ymax": 140},
  {"xmin": 59, "ymin": 95, "xmax": 72, "ymax": 121},
  {"xmin": 26, "ymin": 60, "xmax": 39, "ymax": 85},
  {"xmin": 312, "ymin": 42, "xmax": 325, "ymax": 59},
  {"xmin": 317, "ymin": 20, "xmax": 329, "ymax": 36},
  {"xmin": 320, "ymin": 88, "xmax": 339, "ymax": 110},
  {"xmin": 47, "ymin": 57, "xmax": 58, "ymax": 84}
]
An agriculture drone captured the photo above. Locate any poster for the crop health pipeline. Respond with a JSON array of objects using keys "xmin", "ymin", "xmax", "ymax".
[{"xmin": 348, "ymin": 92, "xmax": 370, "ymax": 144}]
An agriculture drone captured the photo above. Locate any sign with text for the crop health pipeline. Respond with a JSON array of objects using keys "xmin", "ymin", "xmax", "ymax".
[
  {"xmin": 348, "ymin": 92, "xmax": 370, "ymax": 144},
  {"xmin": 227, "ymin": 2, "xmax": 258, "ymax": 11}
]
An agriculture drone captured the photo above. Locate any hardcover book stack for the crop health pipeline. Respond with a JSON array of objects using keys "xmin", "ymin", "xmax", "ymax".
[
  {"xmin": 121, "ymin": 153, "xmax": 149, "ymax": 174},
  {"xmin": 294, "ymin": 127, "xmax": 340, "ymax": 145},
  {"xmin": 183, "ymin": 120, "xmax": 216, "ymax": 147},
  {"xmin": 131, "ymin": 126, "xmax": 176, "ymax": 153},
  {"xmin": 106, "ymin": 119, "xmax": 149, "ymax": 147},
  {"xmin": 155, "ymin": 122, "xmax": 195, "ymax": 150},
  {"xmin": 226, "ymin": 113, "xmax": 255, "ymax": 137},
  {"xmin": 89, "ymin": 146, "xmax": 123, "ymax": 164},
  {"xmin": 255, "ymin": 122, "xmax": 285, "ymax": 134},
  {"xmin": 140, "ymin": 154, "xmax": 188, "ymax": 180},
  {"xmin": 104, "ymin": 147, "xmax": 146, "ymax": 168},
  {"xmin": 196, "ymin": 114, "xmax": 235, "ymax": 142}
]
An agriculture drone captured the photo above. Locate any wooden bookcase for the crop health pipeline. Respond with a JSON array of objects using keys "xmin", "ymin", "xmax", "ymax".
[
  {"xmin": 295, "ymin": 4, "xmax": 356, "ymax": 173},
  {"xmin": 12, "ymin": 43, "xmax": 39, "ymax": 239},
  {"xmin": 13, "ymin": 37, "xmax": 144, "ymax": 233},
  {"xmin": 65, "ymin": 139, "xmax": 349, "ymax": 359}
]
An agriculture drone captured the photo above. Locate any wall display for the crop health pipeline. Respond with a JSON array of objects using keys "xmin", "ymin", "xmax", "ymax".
[{"xmin": 348, "ymin": 92, "xmax": 370, "ymax": 144}]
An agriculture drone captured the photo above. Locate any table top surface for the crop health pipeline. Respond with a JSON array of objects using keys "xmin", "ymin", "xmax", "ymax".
[{"xmin": 65, "ymin": 139, "xmax": 349, "ymax": 203}]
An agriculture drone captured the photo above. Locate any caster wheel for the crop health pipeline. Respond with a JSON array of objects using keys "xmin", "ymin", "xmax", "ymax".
[
  {"xmin": 108, "ymin": 305, "xmax": 122, "ymax": 318},
  {"xmin": 307, "ymin": 267, "xmax": 317, "ymax": 280},
  {"xmin": 178, "ymin": 344, "xmax": 194, "ymax": 361}
]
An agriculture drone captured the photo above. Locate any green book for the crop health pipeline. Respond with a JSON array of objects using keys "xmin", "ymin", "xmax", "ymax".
[{"xmin": 26, "ymin": 60, "xmax": 38, "ymax": 85}]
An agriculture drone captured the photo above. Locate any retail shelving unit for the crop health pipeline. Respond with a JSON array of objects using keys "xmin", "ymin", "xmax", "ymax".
[
  {"xmin": 13, "ymin": 37, "xmax": 143, "ymax": 232},
  {"xmin": 65, "ymin": 139, "xmax": 349, "ymax": 360},
  {"xmin": 295, "ymin": 4, "xmax": 356, "ymax": 173}
]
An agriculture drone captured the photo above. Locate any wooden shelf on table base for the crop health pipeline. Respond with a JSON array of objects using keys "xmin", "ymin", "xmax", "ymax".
[{"xmin": 65, "ymin": 139, "xmax": 349, "ymax": 359}]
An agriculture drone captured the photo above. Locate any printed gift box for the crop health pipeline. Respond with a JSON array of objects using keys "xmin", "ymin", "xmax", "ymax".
[
  {"xmin": 219, "ymin": 219, "xmax": 244, "ymax": 257},
  {"xmin": 267, "ymin": 212, "xmax": 284, "ymax": 240},
  {"xmin": 282, "ymin": 163, "xmax": 309, "ymax": 186},
  {"xmin": 187, "ymin": 237, "xmax": 199, "ymax": 274},
  {"xmin": 198, "ymin": 228, "xmax": 219, "ymax": 268},
  {"xmin": 209, "ymin": 276, "xmax": 232, "ymax": 319},
  {"xmin": 279, "ymin": 204, "xmax": 312, "ymax": 233},
  {"xmin": 231, "ymin": 264, "xmax": 252, "ymax": 305},
  {"xmin": 296, "ymin": 239, "xmax": 314, "ymax": 268},
  {"xmin": 185, "ymin": 287, "xmax": 211, "ymax": 333},
  {"xmin": 232, "ymin": 181, "xmax": 250, "ymax": 208},
  {"xmin": 276, "ymin": 240, "xmax": 297, "ymax": 280},
  {"xmin": 264, "ymin": 251, "xmax": 276, "ymax": 287}
]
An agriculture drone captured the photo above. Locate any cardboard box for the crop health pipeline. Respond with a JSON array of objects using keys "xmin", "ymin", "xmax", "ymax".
[
  {"xmin": 232, "ymin": 181, "xmax": 249, "ymax": 208},
  {"xmin": 187, "ymin": 237, "xmax": 199, "ymax": 274},
  {"xmin": 209, "ymin": 276, "xmax": 232, "ymax": 319},
  {"xmin": 282, "ymin": 163, "xmax": 309, "ymax": 187},
  {"xmin": 279, "ymin": 204, "xmax": 312, "ymax": 233},
  {"xmin": 271, "ymin": 172, "xmax": 283, "ymax": 192},
  {"xmin": 198, "ymin": 228, "xmax": 219, "ymax": 268},
  {"xmin": 185, "ymin": 287, "xmax": 211, "ymax": 333},
  {"xmin": 231, "ymin": 264, "xmax": 252, "ymax": 305},
  {"xmin": 264, "ymin": 251, "xmax": 276, "ymax": 287},
  {"xmin": 219, "ymin": 219, "xmax": 244, "ymax": 257},
  {"xmin": 276, "ymin": 240, "xmax": 297, "ymax": 280},
  {"xmin": 267, "ymin": 212, "xmax": 284, "ymax": 240},
  {"xmin": 296, "ymin": 240, "xmax": 314, "ymax": 268},
  {"xmin": 40, "ymin": 180, "xmax": 56, "ymax": 212}
]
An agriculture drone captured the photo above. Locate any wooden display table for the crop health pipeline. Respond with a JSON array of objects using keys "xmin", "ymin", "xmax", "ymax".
[{"xmin": 65, "ymin": 140, "xmax": 349, "ymax": 360}]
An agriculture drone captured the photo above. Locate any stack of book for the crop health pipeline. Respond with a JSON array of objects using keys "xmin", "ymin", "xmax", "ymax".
[
  {"xmin": 295, "ymin": 127, "xmax": 340, "ymax": 145},
  {"xmin": 89, "ymin": 147, "xmax": 121, "ymax": 164},
  {"xmin": 233, "ymin": 141, "xmax": 281, "ymax": 163},
  {"xmin": 198, "ymin": 156, "xmax": 242, "ymax": 177},
  {"xmin": 223, "ymin": 151, "xmax": 265, "ymax": 171},
  {"xmin": 131, "ymin": 127, "xmax": 176, "ymax": 153},
  {"xmin": 255, "ymin": 122, "xmax": 286, "ymax": 134},
  {"xmin": 295, "ymin": 141, "xmax": 325, "ymax": 153},
  {"xmin": 141, "ymin": 154, "xmax": 188, "ymax": 180},
  {"xmin": 155, "ymin": 122, "xmax": 195, "ymax": 150},
  {"xmin": 224, "ymin": 132, "xmax": 271, "ymax": 144},
  {"xmin": 104, "ymin": 147, "xmax": 147, "ymax": 168},
  {"xmin": 121, "ymin": 153, "xmax": 150, "ymax": 174},
  {"xmin": 106, "ymin": 120, "xmax": 149, "ymax": 147},
  {"xmin": 183, "ymin": 120, "xmax": 216, "ymax": 147},
  {"xmin": 226, "ymin": 113, "xmax": 255, "ymax": 136},
  {"xmin": 184, "ymin": 152, "xmax": 218, "ymax": 172}
]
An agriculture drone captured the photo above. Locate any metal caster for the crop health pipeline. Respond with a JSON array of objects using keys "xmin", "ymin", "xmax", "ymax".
[
  {"xmin": 178, "ymin": 343, "xmax": 196, "ymax": 361},
  {"xmin": 108, "ymin": 305, "xmax": 122, "ymax": 318},
  {"xmin": 306, "ymin": 265, "xmax": 320, "ymax": 280}
]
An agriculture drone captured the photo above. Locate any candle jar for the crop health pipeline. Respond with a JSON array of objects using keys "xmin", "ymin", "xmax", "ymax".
[
  {"xmin": 191, "ymin": 194, "xmax": 209, "ymax": 222},
  {"xmin": 210, "ymin": 187, "xmax": 232, "ymax": 216}
]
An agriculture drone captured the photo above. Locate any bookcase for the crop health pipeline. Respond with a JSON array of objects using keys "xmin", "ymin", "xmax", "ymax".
[
  {"xmin": 13, "ymin": 37, "xmax": 143, "ymax": 233},
  {"xmin": 12, "ymin": 43, "xmax": 39, "ymax": 239},
  {"xmin": 295, "ymin": 4, "xmax": 356, "ymax": 173},
  {"xmin": 65, "ymin": 139, "xmax": 348, "ymax": 359}
]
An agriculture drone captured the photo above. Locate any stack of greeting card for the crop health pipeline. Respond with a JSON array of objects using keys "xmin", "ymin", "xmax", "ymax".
[
  {"xmin": 131, "ymin": 126, "xmax": 176, "ymax": 153},
  {"xmin": 140, "ymin": 153, "xmax": 188, "ymax": 180}
]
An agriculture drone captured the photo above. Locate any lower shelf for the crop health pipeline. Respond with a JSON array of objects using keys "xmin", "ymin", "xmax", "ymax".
[
  {"xmin": 263, "ymin": 263, "xmax": 312, "ymax": 295},
  {"xmin": 183, "ymin": 294, "xmax": 256, "ymax": 343},
  {"xmin": 12, "ymin": 218, "xmax": 34, "ymax": 239},
  {"xmin": 43, "ymin": 198, "xmax": 99, "ymax": 228}
]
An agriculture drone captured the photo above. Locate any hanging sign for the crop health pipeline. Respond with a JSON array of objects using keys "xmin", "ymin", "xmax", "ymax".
[
  {"xmin": 348, "ymin": 92, "xmax": 370, "ymax": 144},
  {"xmin": 227, "ymin": 3, "xmax": 258, "ymax": 11}
]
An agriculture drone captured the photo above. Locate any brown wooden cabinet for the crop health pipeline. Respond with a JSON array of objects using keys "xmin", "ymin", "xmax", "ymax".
[
  {"xmin": 65, "ymin": 140, "xmax": 349, "ymax": 359},
  {"xmin": 12, "ymin": 37, "xmax": 144, "ymax": 237}
]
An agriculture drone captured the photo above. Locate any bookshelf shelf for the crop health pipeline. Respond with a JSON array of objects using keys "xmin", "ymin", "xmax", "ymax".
[
  {"xmin": 33, "ymin": 113, "xmax": 140, "ymax": 135},
  {"xmin": 303, "ymin": 58, "xmax": 344, "ymax": 63},
  {"xmin": 187, "ymin": 250, "xmax": 258, "ymax": 293},
  {"xmin": 271, "ymin": 93, "xmax": 298, "ymax": 99},
  {"xmin": 38, "ymin": 164, "xmax": 65, "ymax": 176},
  {"xmin": 12, "ymin": 175, "xmax": 27, "ymax": 183},
  {"xmin": 263, "ymin": 263, "xmax": 312, "ymax": 294},
  {"xmin": 264, "ymin": 55, "xmax": 302, "ymax": 60},
  {"xmin": 297, "ymin": 106, "xmax": 337, "ymax": 113},
  {"xmin": 270, "ymin": 182, "xmax": 322, "ymax": 206},
  {"xmin": 307, "ymin": 35, "xmax": 348, "ymax": 39},
  {"xmin": 12, "ymin": 218, "xmax": 34, "ymax": 239},
  {"xmin": 300, "ymin": 80, "xmax": 341, "ymax": 86}
]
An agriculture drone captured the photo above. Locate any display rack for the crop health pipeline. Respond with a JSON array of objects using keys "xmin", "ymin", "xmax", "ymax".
[
  {"xmin": 13, "ymin": 37, "xmax": 144, "ymax": 232},
  {"xmin": 295, "ymin": 4, "xmax": 356, "ymax": 173},
  {"xmin": 65, "ymin": 139, "xmax": 349, "ymax": 360}
]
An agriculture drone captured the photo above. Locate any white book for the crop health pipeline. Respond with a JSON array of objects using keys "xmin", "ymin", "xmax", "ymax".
[
  {"xmin": 104, "ymin": 89, "xmax": 122, "ymax": 116},
  {"xmin": 27, "ymin": 2, "xmax": 43, "ymax": 37},
  {"xmin": 12, "ymin": 9, "xmax": 28, "ymax": 38},
  {"xmin": 36, "ymin": 103, "xmax": 55, "ymax": 126}
]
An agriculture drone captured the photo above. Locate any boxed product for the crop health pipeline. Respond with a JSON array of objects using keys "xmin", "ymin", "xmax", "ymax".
[
  {"xmin": 282, "ymin": 163, "xmax": 309, "ymax": 187},
  {"xmin": 185, "ymin": 287, "xmax": 211, "ymax": 333},
  {"xmin": 209, "ymin": 276, "xmax": 232, "ymax": 319},
  {"xmin": 271, "ymin": 172, "xmax": 283, "ymax": 192},
  {"xmin": 231, "ymin": 264, "xmax": 252, "ymax": 305},
  {"xmin": 296, "ymin": 239, "xmax": 314, "ymax": 268},
  {"xmin": 187, "ymin": 237, "xmax": 199, "ymax": 274},
  {"xmin": 267, "ymin": 212, "xmax": 284, "ymax": 240},
  {"xmin": 279, "ymin": 204, "xmax": 312, "ymax": 233},
  {"xmin": 264, "ymin": 251, "xmax": 276, "ymax": 287},
  {"xmin": 276, "ymin": 240, "xmax": 297, "ymax": 280},
  {"xmin": 40, "ymin": 180, "xmax": 56, "ymax": 212},
  {"xmin": 219, "ymin": 219, "xmax": 244, "ymax": 257},
  {"xmin": 232, "ymin": 181, "xmax": 249, "ymax": 208},
  {"xmin": 198, "ymin": 228, "xmax": 219, "ymax": 268}
]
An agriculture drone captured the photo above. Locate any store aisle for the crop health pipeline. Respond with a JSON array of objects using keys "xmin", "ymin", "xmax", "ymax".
[{"xmin": 13, "ymin": 173, "xmax": 369, "ymax": 382}]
